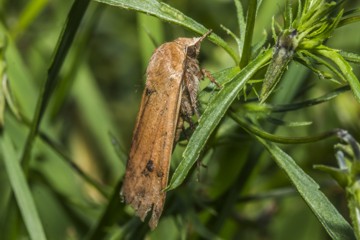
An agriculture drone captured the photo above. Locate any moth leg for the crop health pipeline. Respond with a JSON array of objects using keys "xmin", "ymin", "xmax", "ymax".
[{"xmin": 201, "ymin": 69, "xmax": 221, "ymax": 88}]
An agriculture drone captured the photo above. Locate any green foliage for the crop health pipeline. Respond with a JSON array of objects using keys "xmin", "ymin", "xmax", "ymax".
[
  {"xmin": 1, "ymin": 0, "xmax": 360, "ymax": 239},
  {"xmin": 1, "ymin": 133, "xmax": 47, "ymax": 240},
  {"xmin": 260, "ymin": 0, "xmax": 360, "ymax": 103},
  {"xmin": 258, "ymin": 136, "xmax": 354, "ymax": 240},
  {"xmin": 315, "ymin": 131, "xmax": 360, "ymax": 239}
]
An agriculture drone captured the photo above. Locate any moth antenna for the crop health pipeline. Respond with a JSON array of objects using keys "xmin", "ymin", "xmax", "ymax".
[{"xmin": 197, "ymin": 29, "xmax": 213, "ymax": 43}]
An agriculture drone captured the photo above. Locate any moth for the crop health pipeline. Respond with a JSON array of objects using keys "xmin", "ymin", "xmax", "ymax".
[
  {"xmin": 260, "ymin": 29, "xmax": 298, "ymax": 103},
  {"xmin": 121, "ymin": 30, "xmax": 215, "ymax": 229}
]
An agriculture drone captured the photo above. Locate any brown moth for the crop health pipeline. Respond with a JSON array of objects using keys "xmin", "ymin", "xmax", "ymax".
[{"xmin": 121, "ymin": 30, "xmax": 214, "ymax": 229}]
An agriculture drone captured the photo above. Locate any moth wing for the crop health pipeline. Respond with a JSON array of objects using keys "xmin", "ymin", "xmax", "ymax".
[{"xmin": 121, "ymin": 41, "xmax": 186, "ymax": 229}]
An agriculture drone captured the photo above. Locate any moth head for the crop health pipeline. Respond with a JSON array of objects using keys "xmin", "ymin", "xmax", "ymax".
[{"xmin": 176, "ymin": 30, "xmax": 213, "ymax": 58}]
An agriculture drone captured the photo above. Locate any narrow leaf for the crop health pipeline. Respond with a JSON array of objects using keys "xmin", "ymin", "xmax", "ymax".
[
  {"xmin": 339, "ymin": 50, "xmax": 360, "ymax": 64},
  {"xmin": 257, "ymin": 137, "xmax": 355, "ymax": 240},
  {"xmin": 1, "ymin": 133, "xmax": 47, "ymax": 240},
  {"xmin": 316, "ymin": 47, "xmax": 360, "ymax": 103},
  {"xmin": 338, "ymin": 16, "xmax": 360, "ymax": 27},
  {"xmin": 300, "ymin": 49, "xmax": 346, "ymax": 82}
]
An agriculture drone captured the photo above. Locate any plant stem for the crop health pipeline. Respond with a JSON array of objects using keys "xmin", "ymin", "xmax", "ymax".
[{"xmin": 240, "ymin": 0, "xmax": 257, "ymax": 68}]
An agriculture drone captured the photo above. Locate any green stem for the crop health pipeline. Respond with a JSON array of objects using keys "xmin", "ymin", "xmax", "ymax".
[
  {"xmin": 346, "ymin": 192, "xmax": 360, "ymax": 240},
  {"xmin": 239, "ymin": 0, "xmax": 257, "ymax": 68},
  {"xmin": 230, "ymin": 111, "xmax": 340, "ymax": 144}
]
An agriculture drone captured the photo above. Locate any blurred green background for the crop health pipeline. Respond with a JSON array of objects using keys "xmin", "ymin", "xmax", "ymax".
[{"xmin": 1, "ymin": 0, "xmax": 360, "ymax": 239}]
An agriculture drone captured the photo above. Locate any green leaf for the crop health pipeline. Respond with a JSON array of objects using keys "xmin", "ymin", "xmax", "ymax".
[
  {"xmin": 0, "ymin": 23, "xmax": 37, "ymax": 120},
  {"xmin": 299, "ymin": 49, "xmax": 346, "ymax": 83},
  {"xmin": 257, "ymin": 137, "xmax": 355, "ymax": 240},
  {"xmin": 167, "ymin": 49, "xmax": 272, "ymax": 191},
  {"xmin": 10, "ymin": 0, "xmax": 48, "ymax": 40},
  {"xmin": 339, "ymin": 50, "xmax": 360, "ymax": 64},
  {"xmin": 284, "ymin": 0, "xmax": 293, "ymax": 29},
  {"xmin": 315, "ymin": 47, "xmax": 360, "ymax": 103},
  {"xmin": 1, "ymin": 133, "xmax": 47, "ymax": 240},
  {"xmin": 0, "ymin": 34, "xmax": 6, "ymax": 128},
  {"xmin": 314, "ymin": 165, "xmax": 348, "ymax": 188},
  {"xmin": 94, "ymin": 0, "xmax": 239, "ymax": 63},
  {"xmin": 220, "ymin": 24, "xmax": 241, "ymax": 58},
  {"xmin": 339, "ymin": 15, "xmax": 360, "ymax": 27},
  {"xmin": 72, "ymin": 66, "xmax": 126, "ymax": 174}
]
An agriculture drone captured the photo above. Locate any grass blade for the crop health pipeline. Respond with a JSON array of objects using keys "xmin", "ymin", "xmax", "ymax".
[
  {"xmin": 257, "ymin": 137, "xmax": 356, "ymax": 240},
  {"xmin": 1, "ymin": 133, "xmax": 47, "ymax": 240},
  {"xmin": 339, "ymin": 50, "xmax": 360, "ymax": 64}
]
